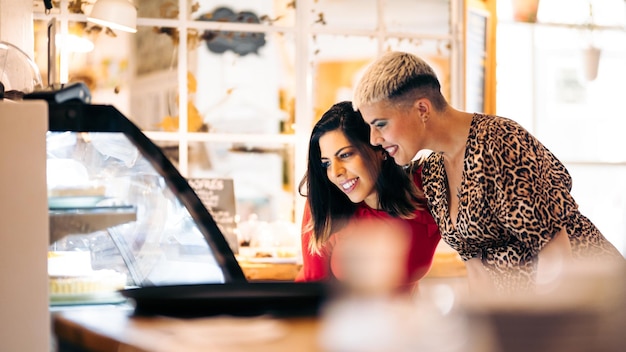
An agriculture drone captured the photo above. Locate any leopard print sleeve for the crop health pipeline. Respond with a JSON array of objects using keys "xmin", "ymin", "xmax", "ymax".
[{"xmin": 483, "ymin": 116, "xmax": 578, "ymax": 257}]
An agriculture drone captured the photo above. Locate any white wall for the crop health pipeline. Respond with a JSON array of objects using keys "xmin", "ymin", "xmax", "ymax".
[{"xmin": 0, "ymin": 0, "xmax": 34, "ymax": 58}]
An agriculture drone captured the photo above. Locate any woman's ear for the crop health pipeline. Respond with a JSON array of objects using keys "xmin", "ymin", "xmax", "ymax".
[{"xmin": 414, "ymin": 98, "xmax": 431, "ymax": 123}]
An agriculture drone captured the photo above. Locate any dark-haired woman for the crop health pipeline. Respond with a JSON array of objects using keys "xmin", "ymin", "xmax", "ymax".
[{"xmin": 294, "ymin": 101, "xmax": 440, "ymax": 290}]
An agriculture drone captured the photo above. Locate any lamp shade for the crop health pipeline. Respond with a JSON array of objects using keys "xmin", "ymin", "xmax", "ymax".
[{"xmin": 87, "ymin": 0, "xmax": 137, "ymax": 33}]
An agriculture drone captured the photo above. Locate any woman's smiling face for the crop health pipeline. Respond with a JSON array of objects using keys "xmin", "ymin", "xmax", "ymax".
[
  {"xmin": 319, "ymin": 130, "xmax": 380, "ymax": 209},
  {"xmin": 359, "ymin": 102, "xmax": 423, "ymax": 166}
]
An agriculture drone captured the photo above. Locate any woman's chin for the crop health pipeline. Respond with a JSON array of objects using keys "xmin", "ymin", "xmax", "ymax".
[
  {"xmin": 391, "ymin": 155, "xmax": 409, "ymax": 166},
  {"xmin": 346, "ymin": 193, "xmax": 365, "ymax": 204}
]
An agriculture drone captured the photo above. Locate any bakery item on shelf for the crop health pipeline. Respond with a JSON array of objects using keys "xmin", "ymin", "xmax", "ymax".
[
  {"xmin": 48, "ymin": 251, "xmax": 127, "ymax": 295},
  {"xmin": 276, "ymin": 247, "xmax": 298, "ymax": 258},
  {"xmin": 47, "ymin": 184, "xmax": 106, "ymax": 198},
  {"xmin": 49, "ymin": 270, "xmax": 127, "ymax": 295}
]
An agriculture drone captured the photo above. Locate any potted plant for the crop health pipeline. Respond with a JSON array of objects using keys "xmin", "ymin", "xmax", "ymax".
[
  {"xmin": 582, "ymin": 3, "xmax": 601, "ymax": 81},
  {"xmin": 512, "ymin": 0, "xmax": 541, "ymax": 23}
]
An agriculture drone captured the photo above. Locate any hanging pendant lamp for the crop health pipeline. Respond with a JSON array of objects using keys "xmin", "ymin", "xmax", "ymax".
[{"xmin": 87, "ymin": 0, "xmax": 137, "ymax": 33}]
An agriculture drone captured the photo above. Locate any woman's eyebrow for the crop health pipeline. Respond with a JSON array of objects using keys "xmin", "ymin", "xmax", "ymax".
[{"xmin": 334, "ymin": 145, "xmax": 353, "ymax": 157}]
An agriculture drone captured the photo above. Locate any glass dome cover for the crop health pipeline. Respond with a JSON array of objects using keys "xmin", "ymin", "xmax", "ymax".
[{"xmin": 0, "ymin": 41, "xmax": 44, "ymax": 97}]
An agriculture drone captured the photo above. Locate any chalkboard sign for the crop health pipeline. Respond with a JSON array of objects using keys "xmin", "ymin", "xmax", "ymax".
[{"xmin": 187, "ymin": 178, "xmax": 239, "ymax": 254}]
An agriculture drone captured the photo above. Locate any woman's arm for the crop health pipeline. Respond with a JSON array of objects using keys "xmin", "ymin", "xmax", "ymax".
[
  {"xmin": 465, "ymin": 258, "xmax": 496, "ymax": 296},
  {"xmin": 465, "ymin": 229, "xmax": 573, "ymax": 295},
  {"xmin": 536, "ymin": 228, "xmax": 573, "ymax": 286},
  {"xmin": 488, "ymin": 119, "xmax": 577, "ymax": 269}
]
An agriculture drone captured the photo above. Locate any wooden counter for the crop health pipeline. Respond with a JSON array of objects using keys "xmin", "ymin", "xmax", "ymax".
[
  {"xmin": 53, "ymin": 307, "xmax": 322, "ymax": 352},
  {"xmin": 51, "ymin": 249, "xmax": 466, "ymax": 350},
  {"xmin": 52, "ymin": 277, "xmax": 469, "ymax": 351}
]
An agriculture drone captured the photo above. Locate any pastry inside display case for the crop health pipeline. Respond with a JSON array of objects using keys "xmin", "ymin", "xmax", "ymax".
[
  {"xmin": 42, "ymin": 101, "xmax": 246, "ymax": 305},
  {"xmin": 48, "ymin": 251, "xmax": 127, "ymax": 305}
]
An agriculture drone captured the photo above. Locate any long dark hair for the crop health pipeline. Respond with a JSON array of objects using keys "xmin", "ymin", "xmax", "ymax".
[{"xmin": 298, "ymin": 101, "xmax": 426, "ymax": 254}]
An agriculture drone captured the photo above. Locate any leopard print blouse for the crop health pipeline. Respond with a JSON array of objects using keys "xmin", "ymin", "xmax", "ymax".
[{"xmin": 421, "ymin": 113, "xmax": 623, "ymax": 293}]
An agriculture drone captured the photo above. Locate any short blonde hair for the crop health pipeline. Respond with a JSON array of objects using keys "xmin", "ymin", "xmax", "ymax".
[{"xmin": 353, "ymin": 51, "xmax": 445, "ymax": 111}]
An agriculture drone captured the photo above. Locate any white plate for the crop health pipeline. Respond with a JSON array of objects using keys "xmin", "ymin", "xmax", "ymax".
[
  {"xmin": 49, "ymin": 291, "xmax": 126, "ymax": 306},
  {"xmin": 48, "ymin": 196, "xmax": 106, "ymax": 208}
]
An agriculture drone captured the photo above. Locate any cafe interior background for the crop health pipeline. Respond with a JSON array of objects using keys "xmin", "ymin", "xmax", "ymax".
[
  {"xmin": 1, "ymin": 2, "xmax": 625, "ymax": 351},
  {"xmin": 5, "ymin": 0, "xmax": 626, "ymax": 257}
]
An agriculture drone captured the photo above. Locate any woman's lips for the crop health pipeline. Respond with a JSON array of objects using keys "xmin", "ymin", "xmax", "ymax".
[
  {"xmin": 340, "ymin": 178, "xmax": 358, "ymax": 193},
  {"xmin": 384, "ymin": 145, "xmax": 398, "ymax": 157}
]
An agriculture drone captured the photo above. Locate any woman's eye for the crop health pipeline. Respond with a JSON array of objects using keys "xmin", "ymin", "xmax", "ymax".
[
  {"xmin": 338, "ymin": 151, "xmax": 353, "ymax": 159},
  {"xmin": 321, "ymin": 160, "xmax": 330, "ymax": 169},
  {"xmin": 374, "ymin": 121, "xmax": 387, "ymax": 129}
]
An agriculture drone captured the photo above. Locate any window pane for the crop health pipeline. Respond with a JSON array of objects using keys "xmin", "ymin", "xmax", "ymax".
[
  {"xmin": 35, "ymin": 19, "xmax": 135, "ymax": 118},
  {"xmin": 187, "ymin": 142, "xmax": 294, "ymax": 223},
  {"xmin": 193, "ymin": 31, "xmax": 295, "ymax": 135},
  {"xmin": 498, "ymin": 0, "xmax": 626, "ymax": 27},
  {"xmin": 129, "ymin": 25, "xmax": 178, "ymax": 132},
  {"xmin": 136, "ymin": 0, "xmax": 181, "ymax": 19},
  {"xmin": 33, "ymin": 20, "xmax": 49, "ymax": 87},
  {"xmin": 133, "ymin": 25, "xmax": 178, "ymax": 76},
  {"xmin": 192, "ymin": 0, "xmax": 295, "ymax": 27},
  {"xmin": 311, "ymin": 0, "xmax": 378, "ymax": 30},
  {"xmin": 495, "ymin": 23, "xmax": 534, "ymax": 129},
  {"xmin": 532, "ymin": 27, "xmax": 626, "ymax": 162},
  {"xmin": 384, "ymin": 0, "xmax": 451, "ymax": 35},
  {"xmin": 537, "ymin": 0, "xmax": 626, "ymax": 26},
  {"xmin": 129, "ymin": 28, "xmax": 296, "ymax": 135},
  {"xmin": 310, "ymin": 35, "xmax": 378, "ymax": 119},
  {"xmin": 308, "ymin": 34, "xmax": 453, "ymax": 122},
  {"xmin": 567, "ymin": 165, "xmax": 626, "ymax": 256}
]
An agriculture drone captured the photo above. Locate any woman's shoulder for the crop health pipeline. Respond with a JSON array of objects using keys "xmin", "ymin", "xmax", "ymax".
[
  {"xmin": 470, "ymin": 113, "xmax": 540, "ymax": 156},
  {"xmin": 473, "ymin": 113, "xmax": 529, "ymax": 136}
]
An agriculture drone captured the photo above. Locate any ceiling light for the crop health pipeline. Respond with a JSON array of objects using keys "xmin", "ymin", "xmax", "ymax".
[{"xmin": 87, "ymin": 0, "xmax": 137, "ymax": 34}]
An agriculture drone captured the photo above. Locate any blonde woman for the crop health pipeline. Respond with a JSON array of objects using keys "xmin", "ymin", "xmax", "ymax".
[{"xmin": 352, "ymin": 51, "xmax": 624, "ymax": 294}]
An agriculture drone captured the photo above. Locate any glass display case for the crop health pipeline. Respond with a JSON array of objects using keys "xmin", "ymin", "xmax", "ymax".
[
  {"xmin": 37, "ymin": 92, "xmax": 246, "ymax": 304},
  {"xmin": 24, "ymin": 87, "xmax": 325, "ymax": 317}
]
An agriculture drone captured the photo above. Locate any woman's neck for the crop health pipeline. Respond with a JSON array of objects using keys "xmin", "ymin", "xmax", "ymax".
[
  {"xmin": 363, "ymin": 193, "xmax": 380, "ymax": 210},
  {"xmin": 430, "ymin": 109, "xmax": 473, "ymax": 157}
]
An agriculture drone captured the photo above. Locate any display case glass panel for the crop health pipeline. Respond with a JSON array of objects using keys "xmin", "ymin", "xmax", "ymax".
[{"xmin": 45, "ymin": 102, "xmax": 245, "ymax": 303}]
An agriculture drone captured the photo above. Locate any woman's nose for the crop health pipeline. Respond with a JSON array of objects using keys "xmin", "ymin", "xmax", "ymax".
[
  {"xmin": 329, "ymin": 161, "xmax": 345, "ymax": 178},
  {"xmin": 370, "ymin": 129, "xmax": 383, "ymax": 146}
]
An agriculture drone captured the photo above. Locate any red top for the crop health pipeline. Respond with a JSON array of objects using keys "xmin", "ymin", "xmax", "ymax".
[{"xmin": 295, "ymin": 175, "xmax": 441, "ymax": 286}]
